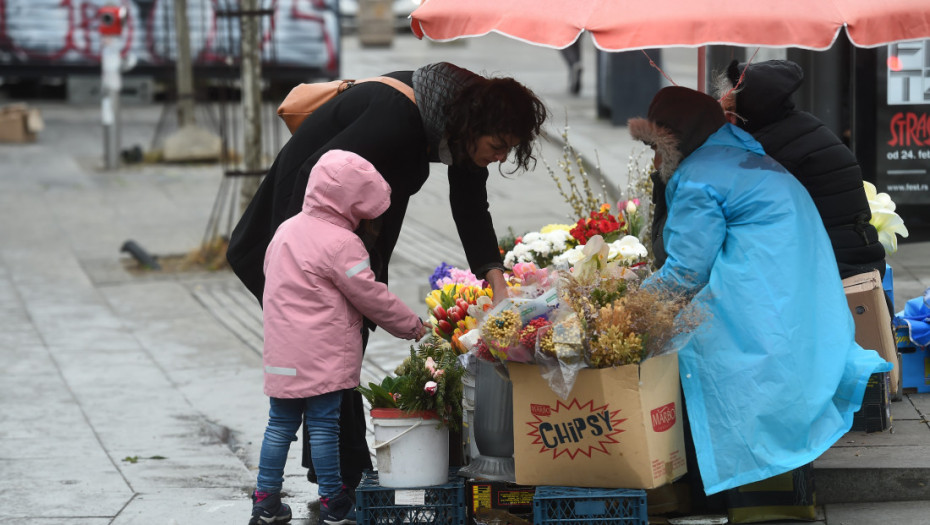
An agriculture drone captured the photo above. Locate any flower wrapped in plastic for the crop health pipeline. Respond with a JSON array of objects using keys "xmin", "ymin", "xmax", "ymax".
[
  {"xmin": 528, "ymin": 234, "xmax": 703, "ymax": 398},
  {"xmin": 471, "ymin": 269, "xmax": 562, "ymax": 365},
  {"xmin": 424, "ymin": 281, "xmax": 493, "ymax": 354}
]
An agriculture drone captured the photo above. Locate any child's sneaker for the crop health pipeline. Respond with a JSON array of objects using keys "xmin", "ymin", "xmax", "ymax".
[
  {"xmin": 249, "ymin": 490, "xmax": 292, "ymax": 524},
  {"xmin": 319, "ymin": 489, "xmax": 356, "ymax": 525}
]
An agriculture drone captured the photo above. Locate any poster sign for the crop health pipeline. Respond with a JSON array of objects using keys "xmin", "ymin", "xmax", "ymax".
[{"xmin": 876, "ymin": 40, "xmax": 930, "ymax": 205}]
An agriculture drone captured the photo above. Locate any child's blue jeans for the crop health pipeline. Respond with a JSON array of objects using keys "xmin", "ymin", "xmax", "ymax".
[{"xmin": 257, "ymin": 391, "xmax": 343, "ymax": 498}]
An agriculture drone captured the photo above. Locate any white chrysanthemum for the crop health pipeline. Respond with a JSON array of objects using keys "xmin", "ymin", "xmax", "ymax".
[
  {"xmin": 546, "ymin": 229, "xmax": 573, "ymax": 251},
  {"xmin": 528, "ymin": 239, "xmax": 551, "ymax": 256},
  {"xmin": 503, "ymin": 229, "xmax": 577, "ymax": 269},
  {"xmin": 552, "ymin": 245, "xmax": 586, "ymax": 267}
]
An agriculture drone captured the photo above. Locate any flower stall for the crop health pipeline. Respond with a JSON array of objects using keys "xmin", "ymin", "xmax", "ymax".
[{"xmin": 408, "ymin": 194, "xmax": 703, "ymax": 488}]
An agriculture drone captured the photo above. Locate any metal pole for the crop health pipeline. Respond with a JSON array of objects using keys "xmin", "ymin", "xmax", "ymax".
[
  {"xmin": 697, "ymin": 46, "xmax": 706, "ymax": 93},
  {"xmin": 173, "ymin": 0, "xmax": 196, "ymax": 127},
  {"xmin": 101, "ymin": 35, "xmax": 121, "ymax": 169},
  {"xmin": 239, "ymin": 0, "xmax": 264, "ymax": 215}
]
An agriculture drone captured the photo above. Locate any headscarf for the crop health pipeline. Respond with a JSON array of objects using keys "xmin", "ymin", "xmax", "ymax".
[{"xmin": 628, "ymin": 86, "xmax": 727, "ymax": 182}]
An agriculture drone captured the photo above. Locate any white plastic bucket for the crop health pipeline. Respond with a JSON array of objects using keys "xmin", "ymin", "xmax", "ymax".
[{"xmin": 371, "ymin": 408, "xmax": 449, "ymax": 488}]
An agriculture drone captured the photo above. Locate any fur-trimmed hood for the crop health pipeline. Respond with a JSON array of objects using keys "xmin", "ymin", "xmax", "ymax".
[{"xmin": 629, "ymin": 86, "xmax": 727, "ymax": 183}]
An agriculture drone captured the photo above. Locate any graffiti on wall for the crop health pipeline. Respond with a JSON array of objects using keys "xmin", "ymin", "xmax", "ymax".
[{"xmin": 0, "ymin": 0, "xmax": 339, "ymax": 78}]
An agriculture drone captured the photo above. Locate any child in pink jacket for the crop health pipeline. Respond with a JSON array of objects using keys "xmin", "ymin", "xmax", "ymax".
[{"xmin": 250, "ymin": 150, "xmax": 427, "ymax": 525}]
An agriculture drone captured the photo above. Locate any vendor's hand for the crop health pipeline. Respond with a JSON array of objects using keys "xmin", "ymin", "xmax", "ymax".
[{"xmin": 485, "ymin": 268, "xmax": 509, "ymax": 306}]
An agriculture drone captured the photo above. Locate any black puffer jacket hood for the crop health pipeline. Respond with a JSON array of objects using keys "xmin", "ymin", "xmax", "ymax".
[{"xmin": 727, "ymin": 59, "xmax": 804, "ymax": 133}]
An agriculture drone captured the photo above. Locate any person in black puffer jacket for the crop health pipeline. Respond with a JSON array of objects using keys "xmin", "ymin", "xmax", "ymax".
[{"xmin": 716, "ymin": 59, "xmax": 886, "ymax": 280}]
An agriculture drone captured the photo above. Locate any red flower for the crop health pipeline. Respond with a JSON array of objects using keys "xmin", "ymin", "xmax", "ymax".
[{"xmin": 519, "ymin": 318, "xmax": 552, "ymax": 349}]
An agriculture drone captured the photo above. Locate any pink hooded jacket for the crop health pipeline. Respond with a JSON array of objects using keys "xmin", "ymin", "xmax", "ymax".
[{"xmin": 262, "ymin": 150, "xmax": 423, "ymax": 398}]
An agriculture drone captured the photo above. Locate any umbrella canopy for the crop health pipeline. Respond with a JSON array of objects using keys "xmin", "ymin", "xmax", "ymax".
[{"xmin": 410, "ymin": 0, "xmax": 930, "ymax": 51}]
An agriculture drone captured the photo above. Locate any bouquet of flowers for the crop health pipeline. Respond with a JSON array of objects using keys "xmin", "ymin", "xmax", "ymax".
[
  {"xmin": 356, "ymin": 336, "xmax": 465, "ymax": 429},
  {"xmin": 502, "ymin": 226, "xmax": 576, "ymax": 270},
  {"xmin": 467, "ymin": 235, "xmax": 701, "ymax": 398},
  {"xmin": 429, "ymin": 262, "xmax": 487, "ymax": 290},
  {"xmin": 425, "ymin": 276, "xmax": 493, "ymax": 354},
  {"xmin": 554, "ymin": 235, "xmax": 699, "ymax": 367},
  {"xmin": 569, "ymin": 203, "xmax": 626, "ymax": 244},
  {"xmin": 552, "ymin": 234, "xmax": 648, "ymax": 269}
]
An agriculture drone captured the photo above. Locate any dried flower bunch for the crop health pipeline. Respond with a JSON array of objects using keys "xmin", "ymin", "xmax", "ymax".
[{"xmin": 551, "ymin": 235, "xmax": 703, "ymax": 368}]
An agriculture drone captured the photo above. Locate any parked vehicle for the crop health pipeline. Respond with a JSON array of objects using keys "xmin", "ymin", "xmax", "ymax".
[
  {"xmin": 0, "ymin": 0, "xmax": 341, "ymax": 91},
  {"xmin": 338, "ymin": 0, "xmax": 419, "ymax": 31}
]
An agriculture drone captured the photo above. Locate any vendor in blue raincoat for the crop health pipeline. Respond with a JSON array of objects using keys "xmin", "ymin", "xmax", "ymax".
[{"xmin": 629, "ymin": 86, "xmax": 892, "ymax": 496}]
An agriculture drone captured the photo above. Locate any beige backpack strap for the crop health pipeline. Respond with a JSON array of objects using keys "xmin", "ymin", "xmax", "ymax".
[{"xmin": 354, "ymin": 76, "xmax": 417, "ymax": 106}]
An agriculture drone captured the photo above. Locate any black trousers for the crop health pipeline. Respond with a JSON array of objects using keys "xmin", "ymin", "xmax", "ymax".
[{"xmin": 302, "ymin": 328, "xmax": 373, "ymax": 488}]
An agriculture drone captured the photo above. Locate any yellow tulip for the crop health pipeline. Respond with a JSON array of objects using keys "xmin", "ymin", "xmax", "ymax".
[{"xmin": 425, "ymin": 294, "xmax": 439, "ymax": 310}]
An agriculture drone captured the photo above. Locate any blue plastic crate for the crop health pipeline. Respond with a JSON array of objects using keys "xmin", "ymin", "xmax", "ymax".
[
  {"xmin": 356, "ymin": 469, "xmax": 466, "ymax": 525},
  {"xmin": 902, "ymin": 346, "xmax": 930, "ymax": 393},
  {"xmin": 533, "ymin": 486, "xmax": 648, "ymax": 525}
]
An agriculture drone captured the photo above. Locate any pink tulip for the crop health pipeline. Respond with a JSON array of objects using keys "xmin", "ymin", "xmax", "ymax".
[
  {"xmin": 424, "ymin": 381, "xmax": 438, "ymax": 395},
  {"xmin": 425, "ymin": 357, "xmax": 438, "ymax": 376}
]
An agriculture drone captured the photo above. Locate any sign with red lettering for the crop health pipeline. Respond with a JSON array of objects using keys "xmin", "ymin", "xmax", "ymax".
[
  {"xmin": 650, "ymin": 402, "xmax": 677, "ymax": 432},
  {"xmin": 876, "ymin": 40, "xmax": 930, "ymax": 204},
  {"xmin": 525, "ymin": 399, "xmax": 626, "ymax": 460}
]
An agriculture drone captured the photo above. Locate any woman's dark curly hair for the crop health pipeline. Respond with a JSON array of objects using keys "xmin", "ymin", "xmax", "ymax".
[{"xmin": 444, "ymin": 76, "xmax": 548, "ymax": 173}]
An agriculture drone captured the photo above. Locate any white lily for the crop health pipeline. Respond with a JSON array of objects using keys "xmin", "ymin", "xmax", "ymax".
[
  {"xmin": 863, "ymin": 181, "xmax": 908, "ymax": 254},
  {"xmin": 871, "ymin": 209, "xmax": 908, "ymax": 254},
  {"xmin": 608, "ymin": 235, "xmax": 648, "ymax": 263}
]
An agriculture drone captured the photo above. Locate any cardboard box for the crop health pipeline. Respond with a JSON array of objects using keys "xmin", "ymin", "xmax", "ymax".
[
  {"xmin": 843, "ymin": 270, "xmax": 899, "ymax": 396},
  {"xmin": 509, "ymin": 352, "xmax": 686, "ymax": 489},
  {"xmin": 0, "ymin": 104, "xmax": 43, "ymax": 143},
  {"xmin": 466, "ymin": 480, "xmax": 535, "ymax": 521}
]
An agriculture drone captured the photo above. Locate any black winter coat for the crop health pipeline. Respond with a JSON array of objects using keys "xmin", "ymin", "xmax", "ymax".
[
  {"xmin": 732, "ymin": 60, "xmax": 886, "ymax": 279},
  {"xmin": 226, "ymin": 65, "xmax": 504, "ymax": 306},
  {"xmin": 749, "ymin": 111, "xmax": 886, "ymax": 278}
]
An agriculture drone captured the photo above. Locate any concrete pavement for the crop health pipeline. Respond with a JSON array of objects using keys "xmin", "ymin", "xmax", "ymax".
[{"xmin": 1, "ymin": 31, "xmax": 929, "ymax": 524}]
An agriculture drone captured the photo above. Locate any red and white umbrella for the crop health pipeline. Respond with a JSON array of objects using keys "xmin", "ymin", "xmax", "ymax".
[{"xmin": 410, "ymin": 0, "xmax": 930, "ymax": 51}]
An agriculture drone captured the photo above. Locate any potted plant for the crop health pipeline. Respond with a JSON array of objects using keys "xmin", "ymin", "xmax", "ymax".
[
  {"xmin": 358, "ymin": 335, "xmax": 465, "ymax": 429},
  {"xmin": 357, "ymin": 336, "xmax": 465, "ymax": 488}
]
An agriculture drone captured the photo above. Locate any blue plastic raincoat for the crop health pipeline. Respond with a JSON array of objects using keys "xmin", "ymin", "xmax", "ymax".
[
  {"xmin": 894, "ymin": 288, "xmax": 930, "ymax": 348},
  {"xmin": 644, "ymin": 124, "xmax": 892, "ymax": 494}
]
